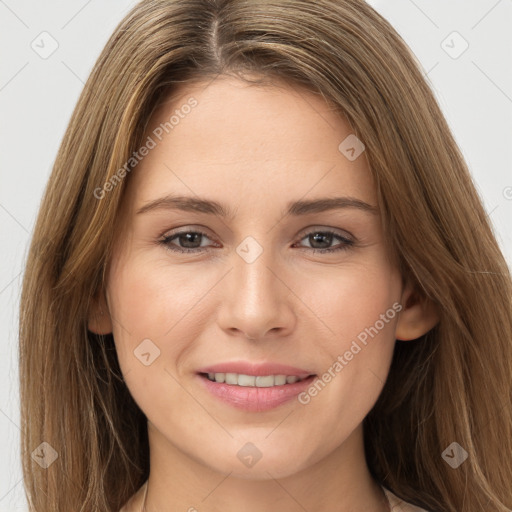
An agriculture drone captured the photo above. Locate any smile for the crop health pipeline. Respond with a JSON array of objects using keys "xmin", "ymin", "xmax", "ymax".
[
  {"xmin": 204, "ymin": 372, "xmax": 310, "ymax": 387},
  {"xmin": 197, "ymin": 373, "xmax": 317, "ymax": 412}
]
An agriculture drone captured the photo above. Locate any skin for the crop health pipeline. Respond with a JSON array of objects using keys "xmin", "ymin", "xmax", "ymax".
[{"xmin": 89, "ymin": 74, "xmax": 438, "ymax": 512}]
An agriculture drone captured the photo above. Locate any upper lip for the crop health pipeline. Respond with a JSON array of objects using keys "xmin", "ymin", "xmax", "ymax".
[{"xmin": 196, "ymin": 361, "xmax": 316, "ymax": 379}]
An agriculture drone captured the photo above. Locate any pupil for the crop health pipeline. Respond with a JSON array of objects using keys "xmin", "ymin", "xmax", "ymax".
[
  {"xmin": 181, "ymin": 233, "xmax": 201, "ymax": 248},
  {"xmin": 310, "ymin": 232, "xmax": 332, "ymax": 249}
]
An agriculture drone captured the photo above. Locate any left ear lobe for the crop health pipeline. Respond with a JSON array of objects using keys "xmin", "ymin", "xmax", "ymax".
[
  {"xmin": 87, "ymin": 291, "xmax": 113, "ymax": 335},
  {"xmin": 395, "ymin": 282, "xmax": 439, "ymax": 341}
]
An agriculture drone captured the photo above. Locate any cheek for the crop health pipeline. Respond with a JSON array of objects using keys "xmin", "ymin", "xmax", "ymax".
[
  {"xmin": 300, "ymin": 258, "xmax": 401, "ymax": 347},
  {"xmin": 111, "ymin": 254, "xmax": 193, "ymax": 331},
  {"xmin": 106, "ymin": 252, "xmax": 220, "ymax": 370},
  {"xmin": 294, "ymin": 259, "xmax": 401, "ymax": 412},
  {"xmin": 105, "ymin": 254, "xmax": 215, "ymax": 420}
]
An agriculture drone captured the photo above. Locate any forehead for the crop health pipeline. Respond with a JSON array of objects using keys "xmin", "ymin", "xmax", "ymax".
[{"xmin": 125, "ymin": 75, "xmax": 376, "ymax": 212}]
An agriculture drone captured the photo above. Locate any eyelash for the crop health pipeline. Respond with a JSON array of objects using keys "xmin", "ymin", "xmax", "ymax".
[{"xmin": 158, "ymin": 228, "xmax": 355, "ymax": 255}]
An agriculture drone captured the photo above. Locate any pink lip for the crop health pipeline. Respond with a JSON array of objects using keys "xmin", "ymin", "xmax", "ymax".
[
  {"xmin": 197, "ymin": 373, "xmax": 317, "ymax": 412},
  {"xmin": 196, "ymin": 361, "xmax": 314, "ymax": 379},
  {"xmin": 195, "ymin": 361, "xmax": 317, "ymax": 412}
]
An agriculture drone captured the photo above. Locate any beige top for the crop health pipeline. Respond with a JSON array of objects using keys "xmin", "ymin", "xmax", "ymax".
[
  {"xmin": 382, "ymin": 486, "xmax": 429, "ymax": 511},
  {"xmin": 120, "ymin": 481, "xmax": 429, "ymax": 511}
]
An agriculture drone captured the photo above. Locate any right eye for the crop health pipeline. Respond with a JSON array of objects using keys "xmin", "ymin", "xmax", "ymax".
[{"xmin": 159, "ymin": 229, "xmax": 217, "ymax": 253}]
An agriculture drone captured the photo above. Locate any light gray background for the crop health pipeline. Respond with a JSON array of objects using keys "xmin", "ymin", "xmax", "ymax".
[{"xmin": 1, "ymin": 1, "xmax": 511, "ymax": 510}]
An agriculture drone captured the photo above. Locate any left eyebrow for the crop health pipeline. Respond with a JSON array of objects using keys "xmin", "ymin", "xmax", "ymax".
[
  {"xmin": 286, "ymin": 197, "xmax": 378, "ymax": 216},
  {"xmin": 135, "ymin": 194, "xmax": 378, "ymax": 218}
]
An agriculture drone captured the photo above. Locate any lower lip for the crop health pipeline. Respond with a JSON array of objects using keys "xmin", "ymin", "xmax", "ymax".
[{"xmin": 197, "ymin": 373, "xmax": 317, "ymax": 411}]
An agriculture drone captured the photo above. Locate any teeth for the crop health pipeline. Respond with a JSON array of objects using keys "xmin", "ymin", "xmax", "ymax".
[
  {"xmin": 274, "ymin": 375, "xmax": 287, "ymax": 385},
  {"xmin": 205, "ymin": 372, "xmax": 307, "ymax": 387},
  {"xmin": 238, "ymin": 373, "xmax": 255, "ymax": 386},
  {"xmin": 255, "ymin": 375, "xmax": 275, "ymax": 387}
]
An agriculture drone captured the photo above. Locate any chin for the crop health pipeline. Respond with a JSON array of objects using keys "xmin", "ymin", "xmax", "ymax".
[{"xmin": 203, "ymin": 448, "xmax": 308, "ymax": 480}]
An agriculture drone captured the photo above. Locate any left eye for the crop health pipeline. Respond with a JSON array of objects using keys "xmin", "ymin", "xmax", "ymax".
[
  {"xmin": 295, "ymin": 230, "xmax": 354, "ymax": 253},
  {"xmin": 159, "ymin": 229, "xmax": 354, "ymax": 254}
]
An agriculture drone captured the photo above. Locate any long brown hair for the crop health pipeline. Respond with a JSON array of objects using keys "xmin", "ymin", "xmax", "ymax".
[{"xmin": 19, "ymin": 0, "xmax": 512, "ymax": 510}]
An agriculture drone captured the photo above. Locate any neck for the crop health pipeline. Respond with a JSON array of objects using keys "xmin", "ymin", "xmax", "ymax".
[{"xmin": 138, "ymin": 422, "xmax": 389, "ymax": 512}]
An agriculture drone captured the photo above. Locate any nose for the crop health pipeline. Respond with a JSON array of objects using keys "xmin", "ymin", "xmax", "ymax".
[{"xmin": 216, "ymin": 243, "xmax": 297, "ymax": 341}]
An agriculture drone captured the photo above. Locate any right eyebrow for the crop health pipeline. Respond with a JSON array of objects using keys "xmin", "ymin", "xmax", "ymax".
[{"xmin": 136, "ymin": 195, "xmax": 235, "ymax": 219}]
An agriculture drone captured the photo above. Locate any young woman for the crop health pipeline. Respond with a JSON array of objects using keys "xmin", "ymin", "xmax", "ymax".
[{"xmin": 19, "ymin": 0, "xmax": 512, "ymax": 511}]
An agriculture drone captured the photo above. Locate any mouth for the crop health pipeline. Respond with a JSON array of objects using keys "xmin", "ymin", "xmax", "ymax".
[{"xmin": 196, "ymin": 371, "xmax": 318, "ymax": 412}]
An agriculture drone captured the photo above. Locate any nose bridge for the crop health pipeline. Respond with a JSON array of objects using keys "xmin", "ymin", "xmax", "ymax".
[
  {"xmin": 233, "ymin": 237, "xmax": 282, "ymax": 308},
  {"xmin": 218, "ymin": 236, "xmax": 295, "ymax": 338}
]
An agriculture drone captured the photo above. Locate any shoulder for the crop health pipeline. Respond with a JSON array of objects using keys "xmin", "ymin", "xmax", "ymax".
[
  {"xmin": 382, "ymin": 486, "xmax": 430, "ymax": 512},
  {"xmin": 119, "ymin": 499, "xmax": 133, "ymax": 512},
  {"xmin": 119, "ymin": 480, "xmax": 148, "ymax": 512}
]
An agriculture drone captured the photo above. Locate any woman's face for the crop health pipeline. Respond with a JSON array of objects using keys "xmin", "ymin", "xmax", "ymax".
[{"xmin": 100, "ymin": 75, "xmax": 408, "ymax": 479}]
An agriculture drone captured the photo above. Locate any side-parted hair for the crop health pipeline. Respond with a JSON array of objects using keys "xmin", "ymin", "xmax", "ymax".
[{"xmin": 19, "ymin": 0, "xmax": 512, "ymax": 510}]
